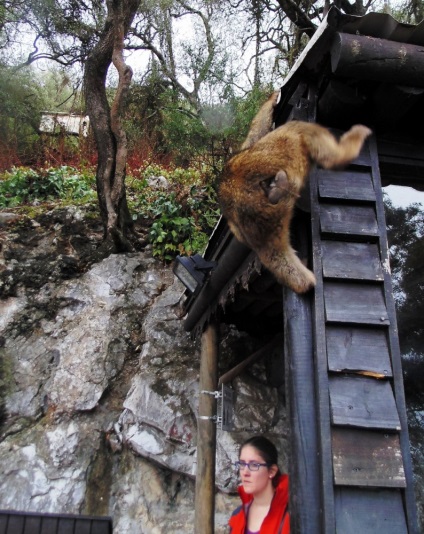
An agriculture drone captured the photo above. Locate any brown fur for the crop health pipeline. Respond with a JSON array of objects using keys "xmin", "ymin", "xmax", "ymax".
[
  {"xmin": 218, "ymin": 96, "xmax": 372, "ymax": 293},
  {"xmin": 240, "ymin": 91, "xmax": 280, "ymax": 150}
]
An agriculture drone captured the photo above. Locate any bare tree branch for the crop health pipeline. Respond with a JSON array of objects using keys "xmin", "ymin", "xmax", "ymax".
[{"xmin": 276, "ymin": 0, "xmax": 316, "ymax": 37}]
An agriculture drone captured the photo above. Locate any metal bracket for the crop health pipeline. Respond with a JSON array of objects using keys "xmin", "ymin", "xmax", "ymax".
[
  {"xmin": 198, "ymin": 415, "xmax": 222, "ymax": 424},
  {"xmin": 201, "ymin": 389, "xmax": 222, "ymax": 399},
  {"xmin": 198, "ymin": 384, "xmax": 234, "ymax": 431}
]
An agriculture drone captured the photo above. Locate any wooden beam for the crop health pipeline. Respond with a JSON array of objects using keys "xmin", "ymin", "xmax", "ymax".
[
  {"xmin": 184, "ymin": 237, "xmax": 251, "ymax": 332},
  {"xmin": 218, "ymin": 334, "xmax": 282, "ymax": 386},
  {"xmin": 318, "ymin": 79, "xmax": 367, "ymax": 128},
  {"xmin": 372, "ymin": 84, "xmax": 424, "ymax": 129},
  {"xmin": 369, "ymin": 136, "xmax": 419, "ymax": 531},
  {"xmin": 331, "ymin": 33, "xmax": 424, "ymax": 86},
  {"xmin": 377, "ymin": 136, "xmax": 424, "ymax": 190},
  {"xmin": 284, "ymin": 211, "xmax": 322, "ymax": 534},
  {"xmin": 194, "ymin": 320, "xmax": 218, "ymax": 534}
]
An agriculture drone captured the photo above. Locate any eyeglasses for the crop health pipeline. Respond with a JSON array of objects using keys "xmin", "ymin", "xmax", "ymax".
[{"xmin": 234, "ymin": 461, "xmax": 270, "ymax": 472}]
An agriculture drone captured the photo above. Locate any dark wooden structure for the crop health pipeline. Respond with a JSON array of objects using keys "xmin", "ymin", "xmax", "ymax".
[
  {"xmin": 182, "ymin": 8, "xmax": 423, "ymax": 534},
  {"xmin": 0, "ymin": 510, "xmax": 112, "ymax": 534}
]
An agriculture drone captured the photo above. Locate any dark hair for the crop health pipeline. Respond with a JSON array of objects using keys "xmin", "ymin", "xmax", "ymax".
[{"xmin": 240, "ymin": 436, "xmax": 282, "ymax": 488}]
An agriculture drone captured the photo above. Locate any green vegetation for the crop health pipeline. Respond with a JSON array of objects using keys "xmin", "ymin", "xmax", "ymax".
[
  {"xmin": 0, "ymin": 163, "xmax": 220, "ymax": 261},
  {"xmin": 128, "ymin": 164, "xmax": 219, "ymax": 260},
  {"xmin": 0, "ymin": 166, "xmax": 96, "ymax": 207}
]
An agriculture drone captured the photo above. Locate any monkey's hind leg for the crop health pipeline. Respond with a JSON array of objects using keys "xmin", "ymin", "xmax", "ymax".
[
  {"xmin": 241, "ymin": 91, "xmax": 280, "ymax": 150},
  {"xmin": 258, "ymin": 245, "xmax": 316, "ymax": 294},
  {"xmin": 312, "ymin": 124, "xmax": 372, "ymax": 169}
]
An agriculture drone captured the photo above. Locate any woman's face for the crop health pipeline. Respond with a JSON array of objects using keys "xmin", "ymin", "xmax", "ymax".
[{"xmin": 239, "ymin": 445, "xmax": 277, "ymax": 496}]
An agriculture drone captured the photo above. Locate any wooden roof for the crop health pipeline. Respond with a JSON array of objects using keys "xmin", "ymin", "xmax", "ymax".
[
  {"xmin": 182, "ymin": 8, "xmax": 424, "ymax": 337},
  {"xmin": 277, "ymin": 8, "xmax": 424, "ymax": 190}
]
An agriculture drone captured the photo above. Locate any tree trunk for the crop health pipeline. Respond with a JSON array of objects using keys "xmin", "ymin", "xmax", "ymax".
[{"xmin": 84, "ymin": 0, "xmax": 141, "ymax": 252}]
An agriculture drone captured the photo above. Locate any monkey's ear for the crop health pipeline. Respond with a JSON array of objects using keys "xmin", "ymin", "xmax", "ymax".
[{"xmin": 260, "ymin": 170, "xmax": 289, "ymax": 205}]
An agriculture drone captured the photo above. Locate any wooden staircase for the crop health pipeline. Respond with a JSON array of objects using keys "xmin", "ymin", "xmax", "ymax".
[{"xmin": 308, "ymin": 135, "xmax": 418, "ymax": 533}]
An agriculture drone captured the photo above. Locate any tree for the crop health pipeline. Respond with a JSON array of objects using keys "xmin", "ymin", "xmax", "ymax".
[
  {"xmin": 130, "ymin": 1, "xmax": 238, "ymax": 112},
  {"xmin": 124, "ymin": 63, "xmax": 171, "ymax": 158},
  {"xmin": 0, "ymin": 1, "xmax": 104, "ymax": 68},
  {"xmin": 234, "ymin": 0, "xmax": 420, "ymax": 77},
  {"xmin": 386, "ymin": 199, "xmax": 424, "ymax": 356},
  {"xmin": 84, "ymin": 0, "xmax": 141, "ymax": 251},
  {"xmin": 0, "ymin": 65, "xmax": 43, "ymax": 167},
  {"xmin": 385, "ymin": 198, "xmax": 424, "ymax": 406},
  {"xmin": 2, "ymin": 0, "xmax": 423, "ymax": 251}
]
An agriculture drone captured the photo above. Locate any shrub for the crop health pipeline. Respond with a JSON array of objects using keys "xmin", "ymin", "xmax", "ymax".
[
  {"xmin": 129, "ymin": 165, "xmax": 219, "ymax": 260},
  {"xmin": 0, "ymin": 166, "xmax": 96, "ymax": 207}
]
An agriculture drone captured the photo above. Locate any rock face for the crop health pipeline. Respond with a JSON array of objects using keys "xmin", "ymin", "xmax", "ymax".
[
  {"xmin": 0, "ymin": 207, "xmax": 422, "ymax": 532},
  {"xmin": 0, "ymin": 210, "xmax": 289, "ymax": 532}
]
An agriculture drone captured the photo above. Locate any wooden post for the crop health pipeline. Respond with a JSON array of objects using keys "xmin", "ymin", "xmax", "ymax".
[
  {"xmin": 194, "ymin": 320, "xmax": 218, "ymax": 534},
  {"xmin": 284, "ymin": 212, "xmax": 322, "ymax": 534}
]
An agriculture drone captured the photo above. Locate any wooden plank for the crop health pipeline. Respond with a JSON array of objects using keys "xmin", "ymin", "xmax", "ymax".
[
  {"xmin": 40, "ymin": 517, "xmax": 59, "ymax": 534},
  {"xmin": 73, "ymin": 519, "xmax": 91, "ymax": 534},
  {"xmin": 23, "ymin": 516, "xmax": 42, "ymax": 534},
  {"xmin": 320, "ymin": 204, "xmax": 379, "ymax": 237},
  {"xmin": 350, "ymin": 152, "xmax": 371, "ymax": 167},
  {"xmin": 309, "ymin": 167, "xmax": 336, "ymax": 532},
  {"xmin": 284, "ymin": 282, "xmax": 321, "ymax": 534},
  {"xmin": 318, "ymin": 169, "xmax": 375, "ymax": 201},
  {"xmin": 326, "ymin": 326, "xmax": 392, "ymax": 377},
  {"xmin": 91, "ymin": 520, "xmax": 112, "ymax": 534},
  {"xmin": 0, "ymin": 515, "xmax": 7, "ymax": 534},
  {"xmin": 324, "ymin": 282, "xmax": 389, "ymax": 325},
  {"xmin": 4, "ymin": 516, "xmax": 24, "ymax": 534},
  {"xmin": 321, "ymin": 241, "xmax": 383, "ymax": 281},
  {"xmin": 56, "ymin": 518, "xmax": 75, "ymax": 534},
  {"xmin": 329, "ymin": 375, "xmax": 400, "ymax": 430},
  {"xmin": 334, "ymin": 488, "xmax": 408, "ymax": 534},
  {"xmin": 332, "ymin": 428, "xmax": 406, "ymax": 487}
]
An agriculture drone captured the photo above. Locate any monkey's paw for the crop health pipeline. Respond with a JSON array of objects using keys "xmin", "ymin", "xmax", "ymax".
[
  {"xmin": 347, "ymin": 124, "xmax": 372, "ymax": 141},
  {"xmin": 288, "ymin": 267, "xmax": 316, "ymax": 294},
  {"xmin": 267, "ymin": 251, "xmax": 317, "ymax": 294}
]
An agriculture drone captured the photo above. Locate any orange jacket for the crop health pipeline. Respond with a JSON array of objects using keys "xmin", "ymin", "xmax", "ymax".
[{"xmin": 228, "ymin": 474, "xmax": 290, "ymax": 534}]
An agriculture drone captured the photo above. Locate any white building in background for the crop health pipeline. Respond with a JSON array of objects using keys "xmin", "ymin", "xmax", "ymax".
[{"xmin": 39, "ymin": 112, "xmax": 90, "ymax": 137}]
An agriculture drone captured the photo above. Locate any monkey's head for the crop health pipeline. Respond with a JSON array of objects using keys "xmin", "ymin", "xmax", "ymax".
[
  {"xmin": 259, "ymin": 170, "xmax": 301, "ymax": 205},
  {"xmin": 219, "ymin": 147, "xmax": 300, "ymax": 215}
]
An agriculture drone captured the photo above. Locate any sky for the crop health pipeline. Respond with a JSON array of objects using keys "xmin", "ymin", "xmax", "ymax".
[{"xmin": 384, "ymin": 185, "xmax": 424, "ymax": 208}]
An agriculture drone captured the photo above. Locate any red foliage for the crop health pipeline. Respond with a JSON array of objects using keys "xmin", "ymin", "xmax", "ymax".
[
  {"xmin": 0, "ymin": 131, "xmax": 173, "ymax": 176},
  {"xmin": 0, "ymin": 140, "xmax": 22, "ymax": 171},
  {"xmin": 126, "ymin": 137, "xmax": 173, "ymax": 175}
]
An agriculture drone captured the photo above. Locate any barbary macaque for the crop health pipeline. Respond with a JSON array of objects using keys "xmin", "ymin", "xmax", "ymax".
[{"xmin": 218, "ymin": 92, "xmax": 372, "ymax": 293}]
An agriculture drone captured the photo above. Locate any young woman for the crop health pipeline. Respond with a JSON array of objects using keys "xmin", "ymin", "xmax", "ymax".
[{"xmin": 228, "ymin": 436, "xmax": 290, "ymax": 534}]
